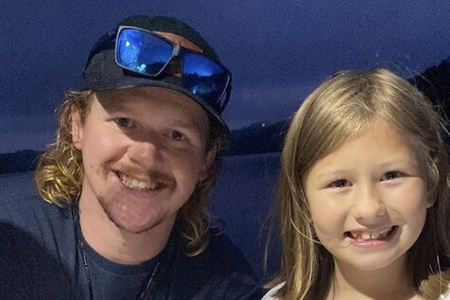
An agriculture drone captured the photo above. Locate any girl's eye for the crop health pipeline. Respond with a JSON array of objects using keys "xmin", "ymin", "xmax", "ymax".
[
  {"xmin": 168, "ymin": 131, "xmax": 185, "ymax": 141},
  {"xmin": 381, "ymin": 171, "xmax": 402, "ymax": 181},
  {"xmin": 330, "ymin": 179, "xmax": 350, "ymax": 188},
  {"xmin": 114, "ymin": 118, "xmax": 131, "ymax": 128}
]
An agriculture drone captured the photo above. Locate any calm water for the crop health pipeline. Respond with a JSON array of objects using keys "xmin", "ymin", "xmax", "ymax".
[
  {"xmin": 210, "ymin": 153, "xmax": 280, "ymax": 277},
  {"xmin": 0, "ymin": 153, "xmax": 281, "ymax": 279}
]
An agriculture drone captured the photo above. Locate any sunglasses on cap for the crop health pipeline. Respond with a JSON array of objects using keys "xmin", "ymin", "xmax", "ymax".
[{"xmin": 114, "ymin": 26, "xmax": 232, "ymax": 114}]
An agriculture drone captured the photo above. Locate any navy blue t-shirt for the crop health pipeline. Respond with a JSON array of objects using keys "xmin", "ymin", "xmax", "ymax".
[{"xmin": 0, "ymin": 188, "xmax": 263, "ymax": 299}]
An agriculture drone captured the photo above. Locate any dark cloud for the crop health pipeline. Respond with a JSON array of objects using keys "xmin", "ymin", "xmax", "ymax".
[{"xmin": 2, "ymin": 0, "xmax": 450, "ymax": 151}]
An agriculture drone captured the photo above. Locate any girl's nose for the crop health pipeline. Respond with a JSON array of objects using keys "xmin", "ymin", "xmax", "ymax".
[{"xmin": 351, "ymin": 184, "xmax": 387, "ymax": 223}]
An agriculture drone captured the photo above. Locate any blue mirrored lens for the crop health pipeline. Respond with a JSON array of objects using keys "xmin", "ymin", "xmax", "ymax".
[
  {"xmin": 183, "ymin": 52, "xmax": 229, "ymax": 107},
  {"xmin": 116, "ymin": 28, "xmax": 173, "ymax": 76}
]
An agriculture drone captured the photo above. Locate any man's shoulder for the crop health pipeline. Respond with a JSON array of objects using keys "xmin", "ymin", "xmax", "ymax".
[
  {"xmin": 0, "ymin": 176, "xmax": 74, "ymax": 299},
  {"xmin": 1, "ymin": 174, "xmax": 49, "ymax": 208},
  {"xmin": 0, "ymin": 179, "xmax": 75, "ymax": 248},
  {"xmin": 0, "ymin": 183, "xmax": 70, "ymax": 225},
  {"xmin": 207, "ymin": 228, "xmax": 256, "ymax": 269},
  {"xmin": 169, "ymin": 228, "xmax": 264, "ymax": 299},
  {"xmin": 175, "ymin": 227, "xmax": 254, "ymax": 272}
]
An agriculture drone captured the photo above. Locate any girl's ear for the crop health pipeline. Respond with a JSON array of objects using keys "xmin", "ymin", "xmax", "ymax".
[
  {"xmin": 426, "ymin": 188, "xmax": 437, "ymax": 208},
  {"xmin": 426, "ymin": 160, "xmax": 439, "ymax": 208},
  {"xmin": 71, "ymin": 107, "xmax": 84, "ymax": 150}
]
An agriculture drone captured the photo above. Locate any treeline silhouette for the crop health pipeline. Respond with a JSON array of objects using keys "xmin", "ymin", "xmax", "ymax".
[
  {"xmin": 410, "ymin": 59, "xmax": 450, "ymax": 116},
  {"xmin": 2, "ymin": 59, "xmax": 450, "ymax": 173},
  {"xmin": 0, "ymin": 150, "xmax": 41, "ymax": 174},
  {"xmin": 225, "ymin": 58, "xmax": 450, "ymax": 155},
  {"xmin": 224, "ymin": 120, "xmax": 289, "ymax": 156}
]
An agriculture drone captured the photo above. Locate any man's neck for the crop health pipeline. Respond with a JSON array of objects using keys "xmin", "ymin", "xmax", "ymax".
[{"xmin": 78, "ymin": 195, "xmax": 174, "ymax": 265}]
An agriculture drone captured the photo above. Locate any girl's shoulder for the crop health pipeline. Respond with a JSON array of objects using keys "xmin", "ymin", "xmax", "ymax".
[{"xmin": 261, "ymin": 282, "xmax": 285, "ymax": 300}]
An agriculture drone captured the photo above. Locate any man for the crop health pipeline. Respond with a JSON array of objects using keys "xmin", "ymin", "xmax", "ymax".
[{"xmin": 0, "ymin": 15, "xmax": 262, "ymax": 299}]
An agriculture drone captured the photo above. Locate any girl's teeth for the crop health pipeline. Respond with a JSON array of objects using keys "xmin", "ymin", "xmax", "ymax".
[
  {"xmin": 361, "ymin": 232, "xmax": 371, "ymax": 240},
  {"xmin": 353, "ymin": 228, "xmax": 393, "ymax": 241},
  {"xmin": 370, "ymin": 232, "xmax": 380, "ymax": 239}
]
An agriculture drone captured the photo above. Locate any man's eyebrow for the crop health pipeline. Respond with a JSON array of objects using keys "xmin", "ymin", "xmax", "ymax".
[
  {"xmin": 97, "ymin": 95, "xmax": 130, "ymax": 113},
  {"xmin": 167, "ymin": 119, "xmax": 203, "ymax": 132}
]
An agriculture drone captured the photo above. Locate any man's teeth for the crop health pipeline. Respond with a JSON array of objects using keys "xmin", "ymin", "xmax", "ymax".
[
  {"xmin": 120, "ymin": 174, "xmax": 158, "ymax": 190},
  {"xmin": 352, "ymin": 228, "xmax": 392, "ymax": 241}
]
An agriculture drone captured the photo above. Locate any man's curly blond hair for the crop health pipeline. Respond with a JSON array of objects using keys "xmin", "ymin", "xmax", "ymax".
[{"xmin": 35, "ymin": 89, "xmax": 226, "ymax": 256}]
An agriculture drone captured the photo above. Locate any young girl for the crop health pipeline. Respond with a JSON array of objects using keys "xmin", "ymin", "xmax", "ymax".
[{"xmin": 263, "ymin": 69, "xmax": 450, "ymax": 300}]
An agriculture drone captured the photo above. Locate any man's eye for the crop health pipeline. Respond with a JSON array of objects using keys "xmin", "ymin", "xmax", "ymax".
[
  {"xmin": 169, "ymin": 131, "xmax": 184, "ymax": 141},
  {"xmin": 381, "ymin": 171, "xmax": 402, "ymax": 181},
  {"xmin": 330, "ymin": 179, "xmax": 350, "ymax": 188},
  {"xmin": 115, "ymin": 118, "xmax": 131, "ymax": 128}
]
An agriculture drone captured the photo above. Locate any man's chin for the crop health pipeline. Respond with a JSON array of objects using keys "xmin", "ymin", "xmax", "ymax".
[
  {"xmin": 98, "ymin": 197, "xmax": 162, "ymax": 232},
  {"xmin": 111, "ymin": 214, "xmax": 164, "ymax": 234},
  {"xmin": 102, "ymin": 208, "xmax": 162, "ymax": 234}
]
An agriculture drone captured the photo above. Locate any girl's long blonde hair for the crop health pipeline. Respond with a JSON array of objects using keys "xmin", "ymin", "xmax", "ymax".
[{"xmin": 270, "ymin": 69, "xmax": 450, "ymax": 299}]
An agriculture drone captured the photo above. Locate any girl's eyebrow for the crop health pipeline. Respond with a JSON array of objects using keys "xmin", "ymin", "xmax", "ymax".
[{"xmin": 314, "ymin": 170, "xmax": 347, "ymax": 181}]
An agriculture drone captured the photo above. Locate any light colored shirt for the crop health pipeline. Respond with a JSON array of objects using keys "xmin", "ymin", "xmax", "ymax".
[
  {"xmin": 440, "ymin": 285, "xmax": 450, "ymax": 300},
  {"xmin": 262, "ymin": 282, "xmax": 450, "ymax": 300},
  {"xmin": 261, "ymin": 282, "xmax": 284, "ymax": 300}
]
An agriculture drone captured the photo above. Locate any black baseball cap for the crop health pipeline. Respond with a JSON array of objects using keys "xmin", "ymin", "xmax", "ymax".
[{"xmin": 84, "ymin": 15, "xmax": 231, "ymax": 132}]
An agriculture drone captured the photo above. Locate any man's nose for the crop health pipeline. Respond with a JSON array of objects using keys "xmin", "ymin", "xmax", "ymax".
[
  {"xmin": 351, "ymin": 184, "xmax": 387, "ymax": 222},
  {"xmin": 127, "ymin": 139, "xmax": 162, "ymax": 169}
]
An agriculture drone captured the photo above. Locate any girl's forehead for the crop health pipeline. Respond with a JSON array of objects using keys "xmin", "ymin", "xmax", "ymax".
[{"xmin": 306, "ymin": 117, "xmax": 425, "ymax": 169}]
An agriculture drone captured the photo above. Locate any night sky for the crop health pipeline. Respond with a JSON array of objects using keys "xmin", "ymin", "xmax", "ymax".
[{"xmin": 2, "ymin": 0, "xmax": 450, "ymax": 152}]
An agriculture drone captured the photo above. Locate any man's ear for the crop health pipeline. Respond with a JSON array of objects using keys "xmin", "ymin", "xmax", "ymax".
[
  {"xmin": 71, "ymin": 107, "xmax": 84, "ymax": 150},
  {"xmin": 200, "ymin": 149, "xmax": 216, "ymax": 181}
]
